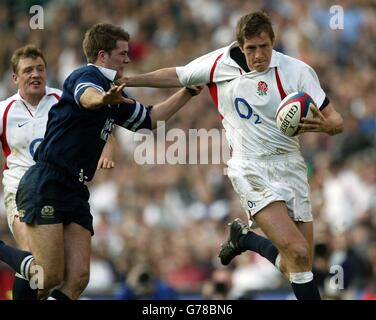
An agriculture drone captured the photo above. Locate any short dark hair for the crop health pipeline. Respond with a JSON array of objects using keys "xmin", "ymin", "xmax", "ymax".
[
  {"xmin": 236, "ymin": 11, "xmax": 275, "ymax": 47},
  {"xmin": 11, "ymin": 45, "xmax": 47, "ymax": 73},
  {"xmin": 83, "ymin": 23, "xmax": 130, "ymax": 63}
]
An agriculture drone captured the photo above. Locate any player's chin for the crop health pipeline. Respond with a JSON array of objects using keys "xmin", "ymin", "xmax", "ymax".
[
  {"xmin": 29, "ymin": 86, "xmax": 45, "ymax": 95},
  {"xmin": 116, "ymin": 68, "xmax": 125, "ymax": 79},
  {"xmin": 254, "ymin": 64, "xmax": 267, "ymax": 72},
  {"xmin": 114, "ymin": 73, "xmax": 122, "ymax": 81}
]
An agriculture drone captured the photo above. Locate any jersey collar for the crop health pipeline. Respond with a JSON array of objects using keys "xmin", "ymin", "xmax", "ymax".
[
  {"xmin": 223, "ymin": 42, "xmax": 245, "ymax": 69},
  {"xmin": 87, "ymin": 64, "xmax": 117, "ymax": 82},
  {"xmin": 224, "ymin": 42, "xmax": 279, "ymax": 71},
  {"xmin": 15, "ymin": 86, "xmax": 50, "ymax": 108},
  {"xmin": 269, "ymin": 50, "xmax": 279, "ymax": 68}
]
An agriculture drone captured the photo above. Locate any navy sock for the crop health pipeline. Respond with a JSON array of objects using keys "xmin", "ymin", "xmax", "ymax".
[
  {"xmin": 291, "ymin": 280, "xmax": 321, "ymax": 300},
  {"xmin": 48, "ymin": 289, "xmax": 71, "ymax": 300},
  {"xmin": 0, "ymin": 241, "xmax": 33, "ymax": 279},
  {"xmin": 12, "ymin": 274, "xmax": 38, "ymax": 300},
  {"xmin": 239, "ymin": 231, "xmax": 279, "ymax": 265}
]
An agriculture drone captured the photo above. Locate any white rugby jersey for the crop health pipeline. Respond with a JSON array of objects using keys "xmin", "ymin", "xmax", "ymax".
[
  {"xmin": 0, "ymin": 87, "xmax": 61, "ymax": 193},
  {"xmin": 176, "ymin": 42, "xmax": 327, "ymax": 158}
]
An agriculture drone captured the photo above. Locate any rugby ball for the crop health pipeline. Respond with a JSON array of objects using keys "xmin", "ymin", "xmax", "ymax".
[{"xmin": 275, "ymin": 92, "xmax": 316, "ymax": 137}]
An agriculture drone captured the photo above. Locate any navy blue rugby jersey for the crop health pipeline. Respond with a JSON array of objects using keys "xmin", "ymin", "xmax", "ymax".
[{"xmin": 35, "ymin": 65, "xmax": 152, "ymax": 183}]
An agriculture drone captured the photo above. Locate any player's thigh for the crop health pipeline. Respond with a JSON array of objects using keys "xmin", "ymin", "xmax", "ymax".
[
  {"xmin": 227, "ymin": 159, "xmax": 283, "ymax": 220},
  {"xmin": 253, "ymin": 201, "xmax": 308, "ymax": 254},
  {"xmin": 26, "ymin": 223, "xmax": 64, "ymax": 279},
  {"xmin": 63, "ymin": 222, "xmax": 91, "ymax": 284},
  {"xmin": 295, "ymin": 221, "xmax": 314, "ymax": 263}
]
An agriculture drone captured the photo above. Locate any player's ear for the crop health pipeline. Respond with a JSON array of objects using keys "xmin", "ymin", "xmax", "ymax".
[
  {"xmin": 270, "ymin": 35, "xmax": 275, "ymax": 47},
  {"xmin": 12, "ymin": 73, "xmax": 19, "ymax": 85},
  {"xmin": 97, "ymin": 50, "xmax": 108, "ymax": 63}
]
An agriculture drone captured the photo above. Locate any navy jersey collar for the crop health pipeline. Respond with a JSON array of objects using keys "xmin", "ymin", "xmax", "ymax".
[{"xmin": 87, "ymin": 64, "xmax": 117, "ymax": 82}]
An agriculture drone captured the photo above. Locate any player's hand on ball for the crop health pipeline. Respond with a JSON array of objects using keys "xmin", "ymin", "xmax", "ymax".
[{"xmin": 298, "ymin": 106, "xmax": 325, "ymax": 133}]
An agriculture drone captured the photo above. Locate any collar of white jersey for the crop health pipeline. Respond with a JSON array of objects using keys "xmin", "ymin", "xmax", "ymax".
[
  {"xmin": 15, "ymin": 86, "xmax": 52, "ymax": 105},
  {"xmin": 225, "ymin": 41, "xmax": 280, "ymax": 70},
  {"xmin": 87, "ymin": 63, "xmax": 117, "ymax": 81}
]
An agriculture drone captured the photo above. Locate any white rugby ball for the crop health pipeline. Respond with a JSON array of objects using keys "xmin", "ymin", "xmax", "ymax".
[{"xmin": 275, "ymin": 92, "xmax": 316, "ymax": 137}]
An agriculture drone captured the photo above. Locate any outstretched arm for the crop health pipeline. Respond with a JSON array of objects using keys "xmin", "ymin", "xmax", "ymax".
[
  {"xmin": 299, "ymin": 104, "xmax": 343, "ymax": 136},
  {"xmin": 149, "ymin": 86, "xmax": 202, "ymax": 129},
  {"xmin": 80, "ymin": 84, "xmax": 133, "ymax": 109},
  {"xmin": 120, "ymin": 67, "xmax": 182, "ymax": 88}
]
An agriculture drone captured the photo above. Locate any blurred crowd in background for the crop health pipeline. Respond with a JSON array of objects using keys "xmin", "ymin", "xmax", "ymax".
[{"xmin": 0, "ymin": 0, "xmax": 375, "ymax": 300}]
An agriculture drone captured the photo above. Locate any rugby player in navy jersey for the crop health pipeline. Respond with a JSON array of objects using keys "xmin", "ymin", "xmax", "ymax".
[
  {"xmin": 0, "ymin": 45, "xmax": 116, "ymax": 300},
  {"xmin": 0, "ymin": 23, "xmax": 201, "ymax": 300}
]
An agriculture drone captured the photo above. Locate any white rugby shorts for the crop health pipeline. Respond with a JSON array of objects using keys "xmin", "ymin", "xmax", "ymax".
[
  {"xmin": 227, "ymin": 153, "xmax": 312, "ymax": 226},
  {"xmin": 4, "ymin": 192, "xmax": 18, "ymax": 235}
]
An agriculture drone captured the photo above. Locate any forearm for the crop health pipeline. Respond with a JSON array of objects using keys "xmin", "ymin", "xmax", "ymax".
[
  {"xmin": 80, "ymin": 85, "xmax": 130, "ymax": 109},
  {"xmin": 150, "ymin": 88, "xmax": 193, "ymax": 128},
  {"xmin": 97, "ymin": 134, "xmax": 116, "ymax": 169},
  {"xmin": 126, "ymin": 68, "xmax": 182, "ymax": 87},
  {"xmin": 80, "ymin": 87, "xmax": 106, "ymax": 109},
  {"xmin": 324, "ymin": 111, "xmax": 344, "ymax": 136},
  {"xmin": 101, "ymin": 134, "xmax": 116, "ymax": 158},
  {"xmin": 299, "ymin": 104, "xmax": 344, "ymax": 136}
]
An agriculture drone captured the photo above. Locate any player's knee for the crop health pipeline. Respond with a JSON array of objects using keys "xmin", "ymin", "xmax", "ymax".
[
  {"xmin": 42, "ymin": 273, "xmax": 64, "ymax": 292},
  {"xmin": 76, "ymin": 270, "xmax": 90, "ymax": 294},
  {"xmin": 68, "ymin": 270, "xmax": 90, "ymax": 299},
  {"xmin": 288, "ymin": 243, "xmax": 310, "ymax": 268},
  {"xmin": 279, "ymin": 239, "xmax": 310, "ymax": 268},
  {"xmin": 40, "ymin": 266, "xmax": 64, "ymax": 292}
]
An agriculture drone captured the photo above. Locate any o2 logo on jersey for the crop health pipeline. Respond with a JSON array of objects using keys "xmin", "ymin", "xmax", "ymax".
[
  {"xmin": 234, "ymin": 98, "xmax": 262, "ymax": 124},
  {"xmin": 29, "ymin": 138, "xmax": 43, "ymax": 157}
]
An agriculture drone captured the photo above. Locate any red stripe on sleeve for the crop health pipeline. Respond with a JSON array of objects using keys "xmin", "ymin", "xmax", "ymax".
[
  {"xmin": 207, "ymin": 53, "xmax": 224, "ymax": 117},
  {"xmin": 275, "ymin": 67, "xmax": 286, "ymax": 100},
  {"xmin": 1, "ymin": 100, "xmax": 16, "ymax": 170}
]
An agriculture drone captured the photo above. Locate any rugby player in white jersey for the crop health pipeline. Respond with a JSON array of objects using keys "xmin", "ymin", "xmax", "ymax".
[
  {"xmin": 0, "ymin": 45, "xmax": 115, "ymax": 299},
  {"xmin": 123, "ymin": 12, "xmax": 343, "ymax": 300}
]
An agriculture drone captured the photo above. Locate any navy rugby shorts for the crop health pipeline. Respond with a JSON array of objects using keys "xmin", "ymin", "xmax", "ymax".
[{"xmin": 16, "ymin": 161, "xmax": 94, "ymax": 236}]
